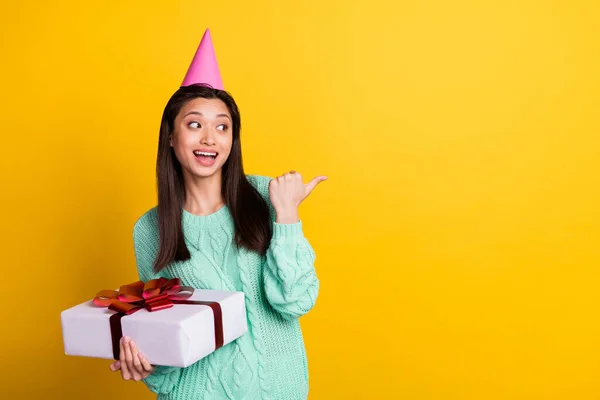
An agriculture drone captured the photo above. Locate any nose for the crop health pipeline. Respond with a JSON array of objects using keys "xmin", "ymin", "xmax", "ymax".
[{"xmin": 199, "ymin": 128, "xmax": 216, "ymax": 146}]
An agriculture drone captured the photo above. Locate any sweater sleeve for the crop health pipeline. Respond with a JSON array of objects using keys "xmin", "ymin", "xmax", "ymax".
[
  {"xmin": 247, "ymin": 175, "xmax": 320, "ymax": 320},
  {"xmin": 132, "ymin": 211, "xmax": 182, "ymax": 394}
]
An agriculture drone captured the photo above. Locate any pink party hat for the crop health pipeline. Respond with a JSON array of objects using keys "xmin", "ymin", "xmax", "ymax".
[{"xmin": 181, "ymin": 28, "xmax": 224, "ymax": 89}]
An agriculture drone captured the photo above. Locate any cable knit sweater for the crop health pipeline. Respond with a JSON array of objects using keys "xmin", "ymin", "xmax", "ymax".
[{"xmin": 132, "ymin": 174, "xmax": 319, "ymax": 399}]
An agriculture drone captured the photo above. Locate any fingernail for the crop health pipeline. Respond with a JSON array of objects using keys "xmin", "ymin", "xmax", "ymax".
[{"xmin": 124, "ymin": 336, "xmax": 130, "ymax": 343}]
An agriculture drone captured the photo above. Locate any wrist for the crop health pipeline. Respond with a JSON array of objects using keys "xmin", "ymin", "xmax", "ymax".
[{"xmin": 275, "ymin": 208, "xmax": 299, "ymax": 224}]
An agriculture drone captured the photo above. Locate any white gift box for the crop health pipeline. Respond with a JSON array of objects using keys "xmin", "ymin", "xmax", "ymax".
[{"xmin": 61, "ymin": 289, "xmax": 248, "ymax": 368}]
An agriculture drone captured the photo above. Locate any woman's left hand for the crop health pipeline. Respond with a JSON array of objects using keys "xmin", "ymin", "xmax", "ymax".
[
  {"xmin": 269, "ymin": 171, "xmax": 327, "ymax": 224},
  {"xmin": 109, "ymin": 336, "xmax": 155, "ymax": 381}
]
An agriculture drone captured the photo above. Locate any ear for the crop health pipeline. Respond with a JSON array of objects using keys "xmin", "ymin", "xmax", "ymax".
[{"xmin": 169, "ymin": 134, "xmax": 173, "ymax": 147}]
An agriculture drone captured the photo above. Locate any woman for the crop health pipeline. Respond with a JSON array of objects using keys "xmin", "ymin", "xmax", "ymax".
[{"xmin": 108, "ymin": 81, "xmax": 325, "ymax": 399}]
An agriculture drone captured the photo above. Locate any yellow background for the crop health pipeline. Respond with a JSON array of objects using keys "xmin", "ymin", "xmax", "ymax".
[{"xmin": 1, "ymin": 0, "xmax": 599, "ymax": 398}]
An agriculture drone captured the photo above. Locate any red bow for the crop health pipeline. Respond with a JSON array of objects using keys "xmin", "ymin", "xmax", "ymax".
[{"xmin": 93, "ymin": 277, "xmax": 194, "ymax": 315}]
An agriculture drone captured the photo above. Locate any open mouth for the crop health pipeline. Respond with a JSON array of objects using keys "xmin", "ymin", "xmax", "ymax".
[
  {"xmin": 193, "ymin": 150, "xmax": 218, "ymax": 167},
  {"xmin": 193, "ymin": 150, "xmax": 218, "ymax": 159}
]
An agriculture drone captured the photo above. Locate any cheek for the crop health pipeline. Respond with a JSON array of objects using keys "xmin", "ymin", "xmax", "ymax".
[
  {"xmin": 171, "ymin": 134, "xmax": 194, "ymax": 159},
  {"xmin": 173, "ymin": 132, "xmax": 194, "ymax": 148},
  {"xmin": 219, "ymin": 134, "xmax": 233, "ymax": 152}
]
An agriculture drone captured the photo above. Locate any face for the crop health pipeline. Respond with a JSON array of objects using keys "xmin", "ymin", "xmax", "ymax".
[{"xmin": 170, "ymin": 97, "xmax": 233, "ymax": 181}]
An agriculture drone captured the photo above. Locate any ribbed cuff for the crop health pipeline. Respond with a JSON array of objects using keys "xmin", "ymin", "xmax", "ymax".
[
  {"xmin": 142, "ymin": 366, "xmax": 180, "ymax": 394},
  {"xmin": 152, "ymin": 365, "xmax": 179, "ymax": 375},
  {"xmin": 273, "ymin": 221, "xmax": 304, "ymax": 240}
]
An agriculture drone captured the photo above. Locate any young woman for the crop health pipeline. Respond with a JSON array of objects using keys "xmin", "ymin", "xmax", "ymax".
[{"xmin": 108, "ymin": 83, "xmax": 325, "ymax": 399}]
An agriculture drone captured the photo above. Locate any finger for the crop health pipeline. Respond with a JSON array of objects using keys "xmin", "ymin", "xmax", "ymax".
[
  {"xmin": 138, "ymin": 353, "xmax": 155, "ymax": 373},
  {"xmin": 130, "ymin": 341, "xmax": 144, "ymax": 376},
  {"xmin": 120, "ymin": 338, "xmax": 131, "ymax": 380},
  {"xmin": 304, "ymin": 175, "xmax": 327, "ymax": 195},
  {"xmin": 123, "ymin": 337, "xmax": 134, "ymax": 366},
  {"xmin": 109, "ymin": 360, "xmax": 121, "ymax": 372},
  {"xmin": 125, "ymin": 339, "xmax": 142, "ymax": 381}
]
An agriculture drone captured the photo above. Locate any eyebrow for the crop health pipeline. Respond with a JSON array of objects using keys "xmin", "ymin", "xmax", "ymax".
[{"xmin": 184, "ymin": 111, "xmax": 231, "ymax": 121}]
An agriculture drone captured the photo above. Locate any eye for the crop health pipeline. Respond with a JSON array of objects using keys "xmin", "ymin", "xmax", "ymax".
[
  {"xmin": 188, "ymin": 121, "xmax": 201, "ymax": 129},
  {"xmin": 217, "ymin": 124, "xmax": 229, "ymax": 131}
]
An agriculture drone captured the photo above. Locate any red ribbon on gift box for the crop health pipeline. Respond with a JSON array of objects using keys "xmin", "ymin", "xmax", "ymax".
[{"xmin": 93, "ymin": 277, "xmax": 224, "ymax": 360}]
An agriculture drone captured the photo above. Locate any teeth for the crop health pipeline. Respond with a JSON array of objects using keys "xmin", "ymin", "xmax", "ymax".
[{"xmin": 194, "ymin": 151, "xmax": 217, "ymax": 157}]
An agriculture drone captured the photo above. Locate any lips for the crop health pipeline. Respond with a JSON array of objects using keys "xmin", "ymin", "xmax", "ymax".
[
  {"xmin": 193, "ymin": 150, "xmax": 217, "ymax": 159},
  {"xmin": 193, "ymin": 149, "xmax": 218, "ymax": 167}
]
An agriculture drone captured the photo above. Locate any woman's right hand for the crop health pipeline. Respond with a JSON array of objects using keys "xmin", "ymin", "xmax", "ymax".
[{"xmin": 109, "ymin": 336, "xmax": 155, "ymax": 381}]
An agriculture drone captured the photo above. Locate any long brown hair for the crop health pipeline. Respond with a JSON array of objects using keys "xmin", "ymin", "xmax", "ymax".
[{"xmin": 153, "ymin": 84, "xmax": 272, "ymax": 273}]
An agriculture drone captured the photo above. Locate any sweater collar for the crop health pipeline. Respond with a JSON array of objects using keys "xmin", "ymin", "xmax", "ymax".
[{"xmin": 182, "ymin": 204, "xmax": 231, "ymax": 229}]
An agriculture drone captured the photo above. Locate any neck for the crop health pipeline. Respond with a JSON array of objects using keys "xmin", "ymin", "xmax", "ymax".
[{"xmin": 182, "ymin": 171, "xmax": 224, "ymax": 216}]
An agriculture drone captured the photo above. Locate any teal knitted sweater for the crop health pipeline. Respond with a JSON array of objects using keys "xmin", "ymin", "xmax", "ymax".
[{"xmin": 132, "ymin": 175, "xmax": 319, "ymax": 399}]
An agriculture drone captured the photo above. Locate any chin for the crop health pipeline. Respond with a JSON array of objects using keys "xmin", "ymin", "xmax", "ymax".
[{"xmin": 190, "ymin": 165, "xmax": 223, "ymax": 179}]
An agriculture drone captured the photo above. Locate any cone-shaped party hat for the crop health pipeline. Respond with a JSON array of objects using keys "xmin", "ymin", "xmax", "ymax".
[{"xmin": 181, "ymin": 28, "xmax": 224, "ymax": 89}]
